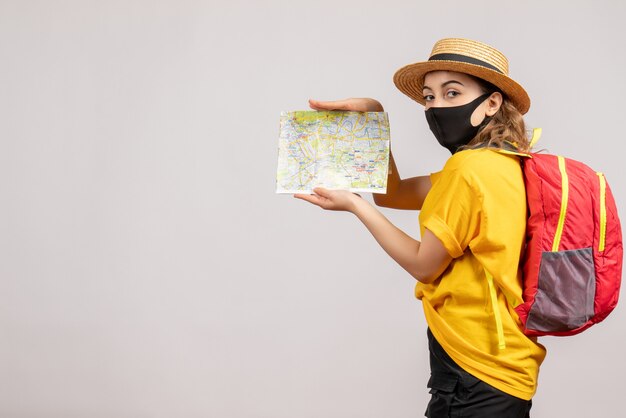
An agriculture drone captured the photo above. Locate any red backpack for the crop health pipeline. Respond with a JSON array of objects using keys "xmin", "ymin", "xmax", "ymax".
[{"xmin": 512, "ymin": 129, "xmax": 623, "ymax": 337}]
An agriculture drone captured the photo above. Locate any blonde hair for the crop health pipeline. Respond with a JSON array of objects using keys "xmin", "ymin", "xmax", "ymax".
[{"xmin": 462, "ymin": 76, "xmax": 531, "ymax": 152}]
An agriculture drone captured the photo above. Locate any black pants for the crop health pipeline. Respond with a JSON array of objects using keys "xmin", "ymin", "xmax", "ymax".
[{"xmin": 425, "ymin": 329, "xmax": 532, "ymax": 418}]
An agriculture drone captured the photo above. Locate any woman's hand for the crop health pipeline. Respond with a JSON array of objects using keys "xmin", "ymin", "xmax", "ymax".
[
  {"xmin": 309, "ymin": 98, "xmax": 384, "ymax": 112},
  {"xmin": 294, "ymin": 187, "xmax": 362, "ymax": 213},
  {"xmin": 296, "ymin": 98, "xmax": 382, "ymax": 212}
]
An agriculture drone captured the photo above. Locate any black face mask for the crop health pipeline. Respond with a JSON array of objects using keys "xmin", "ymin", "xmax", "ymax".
[{"xmin": 425, "ymin": 93, "xmax": 492, "ymax": 154}]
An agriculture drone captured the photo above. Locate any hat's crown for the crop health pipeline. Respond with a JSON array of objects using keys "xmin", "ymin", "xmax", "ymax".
[{"xmin": 430, "ymin": 38, "xmax": 509, "ymax": 76}]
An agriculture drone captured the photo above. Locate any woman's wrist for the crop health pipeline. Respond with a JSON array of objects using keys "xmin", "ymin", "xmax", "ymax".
[{"xmin": 350, "ymin": 195, "xmax": 372, "ymax": 217}]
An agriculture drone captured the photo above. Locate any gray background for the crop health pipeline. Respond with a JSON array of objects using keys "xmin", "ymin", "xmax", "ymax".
[{"xmin": 1, "ymin": 0, "xmax": 625, "ymax": 417}]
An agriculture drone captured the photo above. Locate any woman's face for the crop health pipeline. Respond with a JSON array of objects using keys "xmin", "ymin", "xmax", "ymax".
[{"xmin": 423, "ymin": 70, "xmax": 499, "ymax": 126}]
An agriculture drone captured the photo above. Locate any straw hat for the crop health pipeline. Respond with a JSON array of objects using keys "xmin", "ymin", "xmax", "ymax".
[{"xmin": 393, "ymin": 38, "xmax": 530, "ymax": 114}]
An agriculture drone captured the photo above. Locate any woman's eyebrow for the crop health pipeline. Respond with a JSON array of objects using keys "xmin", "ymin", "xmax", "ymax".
[
  {"xmin": 442, "ymin": 80, "xmax": 464, "ymax": 87},
  {"xmin": 423, "ymin": 80, "xmax": 464, "ymax": 91}
]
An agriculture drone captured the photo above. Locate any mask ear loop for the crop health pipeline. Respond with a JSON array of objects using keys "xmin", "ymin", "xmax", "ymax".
[
  {"xmin": 476, "ymin": 91, "xmax": 496, "ymax": 131},
  {"xmin": 465, "ymin": 91, "xmax": 498, "ymax": 151},
  {"xmin": 478, "ymin": 87, "xmax": 506, "ymax": 130}
]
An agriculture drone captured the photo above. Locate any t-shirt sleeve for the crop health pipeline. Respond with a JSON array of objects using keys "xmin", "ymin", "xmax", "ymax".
[{"xmin": 420, "ymin": 168, "xmax": 481, "ymax": 258}]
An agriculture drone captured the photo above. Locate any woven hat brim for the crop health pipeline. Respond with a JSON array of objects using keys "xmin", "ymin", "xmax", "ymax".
[{"xmin": 393, "ymin": 60, "xmax": 530, "ymax": 114}]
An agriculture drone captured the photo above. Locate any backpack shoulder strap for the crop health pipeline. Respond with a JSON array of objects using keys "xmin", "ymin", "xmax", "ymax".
[{"xmin": 529, "ymin": 127, "xmax": 542, "ymax": 149}]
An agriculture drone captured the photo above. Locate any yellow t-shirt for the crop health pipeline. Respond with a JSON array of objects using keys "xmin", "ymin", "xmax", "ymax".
[{"xmin": 417, "ymin": 147, "xmax": 546, "ymax": 400}]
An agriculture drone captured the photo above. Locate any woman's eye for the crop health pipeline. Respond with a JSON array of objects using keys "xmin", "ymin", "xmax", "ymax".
[
  {"xmin": 446, "ymin": 90, "xmax": 460, "ymax": 98},
  {"xmin": 423, "ymin": 94, "xmax": 434, "ymax": 102}
]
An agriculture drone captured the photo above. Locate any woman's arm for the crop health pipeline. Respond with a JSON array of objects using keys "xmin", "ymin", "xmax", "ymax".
[
  {"xmin": 373, "ymin": 151, "xmax": 432, "ymax": 210},
  {"xmin": 294, "ymin": 188, "xmax": 452, "ymax": 283}
]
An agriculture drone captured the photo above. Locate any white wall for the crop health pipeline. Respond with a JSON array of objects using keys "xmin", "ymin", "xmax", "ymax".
[{"xmin": 1, "ymin": 0, "xmax": 625, "ymax": 416}]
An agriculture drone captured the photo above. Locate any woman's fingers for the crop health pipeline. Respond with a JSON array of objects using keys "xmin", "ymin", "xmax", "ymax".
[
  {"xmin": 308, "ymin": 98, "xmax": 352, "ymax": 111},
  {"xmin": 294, "ymin": 188, "xmax": 334, "ymax": 210},
  {"xmin": 294, "ymin": 188, "xmax": 359, "ymax": 212},
  {"xmin": 312, "ymin": 187, "xmax": 330, "ymax": 197},
  {"xmin": 308, "ymin": 98, "xmax": 383, "ymax": 112},
  {"xmin": 294, "ymin": 192, "xmax": 326, "ymax": 207}
]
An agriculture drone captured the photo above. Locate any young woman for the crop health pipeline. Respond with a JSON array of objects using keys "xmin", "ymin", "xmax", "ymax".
[{"xmin": 294, "ymin": 38, "xmax": 545, "ymax": 417}]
